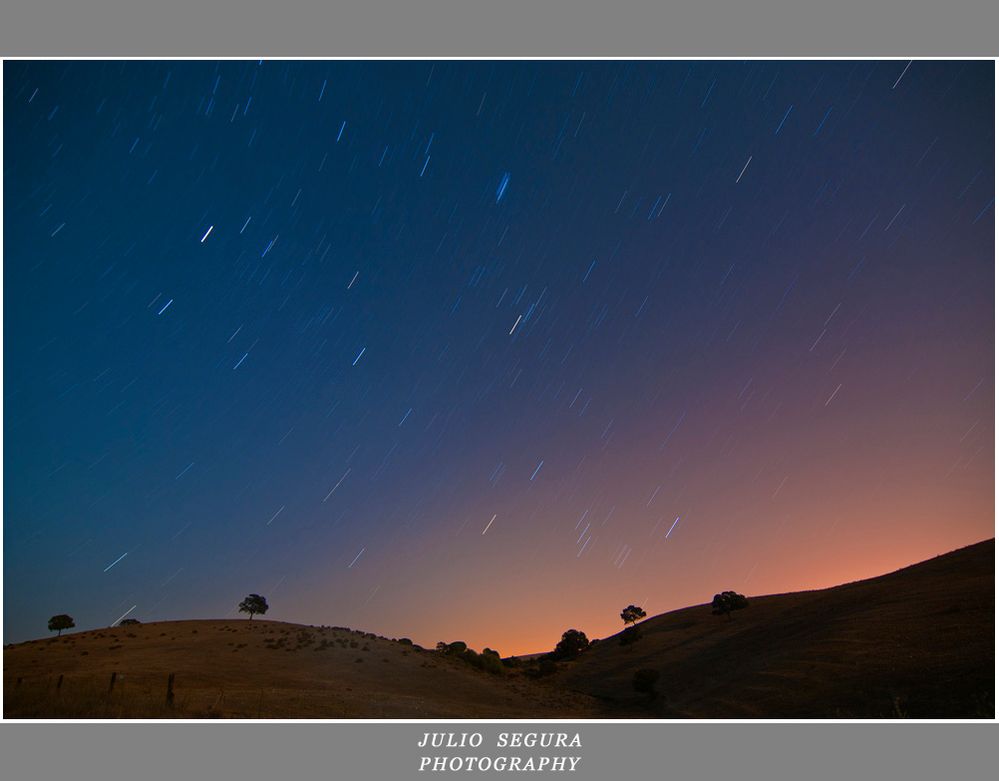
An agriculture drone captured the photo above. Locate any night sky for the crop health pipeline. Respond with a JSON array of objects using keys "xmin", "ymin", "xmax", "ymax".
[{"xmin": 4, "ymin": 60, "xmax": 994, "ymax": 654}]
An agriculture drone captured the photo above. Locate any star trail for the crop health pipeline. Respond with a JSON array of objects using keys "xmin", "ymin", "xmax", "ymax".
[{"xmin": 3, "ymin": 60, "xmax": 994, "ymax": 653}]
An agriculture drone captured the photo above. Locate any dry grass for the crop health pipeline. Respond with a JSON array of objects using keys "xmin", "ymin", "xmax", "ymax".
[
  {"xmin": 5, "ymin": 540, "xmax": 993, "ymax": 718},
  {"xmin": 554, "ymin": 539, "xmax": 995, "ymax": 718},
  {"xmin": 4, "ymin": 622, "xmax": 597, "ymax": 718}
]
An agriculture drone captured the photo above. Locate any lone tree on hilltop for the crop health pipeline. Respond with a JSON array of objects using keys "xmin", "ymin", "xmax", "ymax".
[
  {"xmin": 620, "ymin": 605, "xmax": 647, "ymax": 627},
  {"xmin": 711, "ymin": 591, "xmax": 749, "ymax": 620},
  {"xmin": 551, "ymin": 629, "xmax": 590, "ymax": 661},
  {"xmin": 633, "ymin": 668, "xmax": 660, "ymax": 701},
  {"xmin": 48, "ymin": 614, "xmax": 75, "ymax": 637},
  {"xmin": 238, "ymin": 594, "xmax": 269, "ymax": 621}
]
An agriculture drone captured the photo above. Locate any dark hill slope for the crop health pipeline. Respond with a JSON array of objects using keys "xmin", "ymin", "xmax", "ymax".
[{"xmin": 556, "ymin": 539, "xmax": 994, "ymax": 718}]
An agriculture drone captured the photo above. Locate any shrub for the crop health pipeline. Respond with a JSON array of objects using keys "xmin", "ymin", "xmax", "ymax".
[
  {"xmin": 479, "ymin": 652, "xmax": 504, "ymax": 676},
  {"xmin": 551, "ymin": 629, "xmax": 590, "ymax": 661},
  {"xmin": 462, "ymin": 648, "xmax": 482, "ymax": 668},
  {"xmin": 711, "ymin": 591, "xmax": 749, "ymax": 620},
  {"xmin": 434, "ymin": 641, "xmax": 505, "ymax": 674}
]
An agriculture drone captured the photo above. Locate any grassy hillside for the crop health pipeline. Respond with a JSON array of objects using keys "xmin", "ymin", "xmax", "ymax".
[
  {"xmin": 555, "ymin": 539, "xmax": 994, "ymax": 718},
  {"xmin": 3, "ymin": 621, "xmax": 597, "ymax": 718},
  {"xmin": 4, "ymin": 539, "xmax": 993, "ymax": 718}
]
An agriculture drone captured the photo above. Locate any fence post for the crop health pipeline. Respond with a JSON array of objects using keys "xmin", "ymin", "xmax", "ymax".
[
  {"xmin": 166, "ymin": 673, "xmax": 175, "ymax": 709},
  {"xmin": 108, "ymin": 671, "xmax": 117, "ymax": 696},
  {"xmin": 56, "ymin": 674, "xmax": 64, "ymax": 692}
]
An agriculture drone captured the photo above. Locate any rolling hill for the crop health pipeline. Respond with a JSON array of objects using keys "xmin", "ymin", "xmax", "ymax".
[
  {"xmin": 4, "ymin": 539, "xmax": 993, "ymax": 718},
  {"xmin": 555, "ymin": 538, "xmax": 994, "ymax": 718},
  {"xmin": 3, "ymin": 620, "xmax": 598, "ymax": 718}
]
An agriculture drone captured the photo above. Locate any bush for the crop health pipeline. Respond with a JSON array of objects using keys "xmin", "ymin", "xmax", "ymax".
[
  {"xmin": 711, "ymin": 591, "xmax": 749, "ymax": 619},
  {"xmin": 479, "ymin": 648, "xmax": 506, "ymax": 675},
  {"xmin": 551, "ymin": 629, "xmax": 590, "ymax": 661},
  {"xmin": 479, "ymin": 652, "xmax": 504, "ymax": 676},
  {"xmin": 461, "ymin": 648, "xmax": 481, "ymax": 667},
  {"xmin": 435, "ymin": 641, "xmax": 503, "ymax": 674}
]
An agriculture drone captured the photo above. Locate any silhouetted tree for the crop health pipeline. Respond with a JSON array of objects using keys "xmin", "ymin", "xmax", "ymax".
[
  {"xmin": 711, "ymin": 591, "xmax": 749, "ymax": 620},
  {"xmin": 48, "ymin": 614, "xmax": 75, "ymax": 636},
  {"xmin": 620, "ymin": 605, "xmax": 647, "ymax": 626},
  {"xmin": 119, "ymin": 618, "xmax": 141, "ymax": 626},
  {"xmin": 551, "ymin": 629, "xmax": 590, "ymax": 660},
  {"xmin": 633, "ymin": 668, "xmax": 660, "ymax": 700},
  {"xmin": 238, "ymin": 594, "xmax": 269, "ymax": 621}
]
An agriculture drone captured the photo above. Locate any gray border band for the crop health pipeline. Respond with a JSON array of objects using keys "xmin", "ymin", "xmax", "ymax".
[
  {"xmin": 0, "ymin": 0, "xmax": 998, "ymax": 56},
  {"xmin": 0, "ymin": 722, "xmax": 997, "ymax": 781}
]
